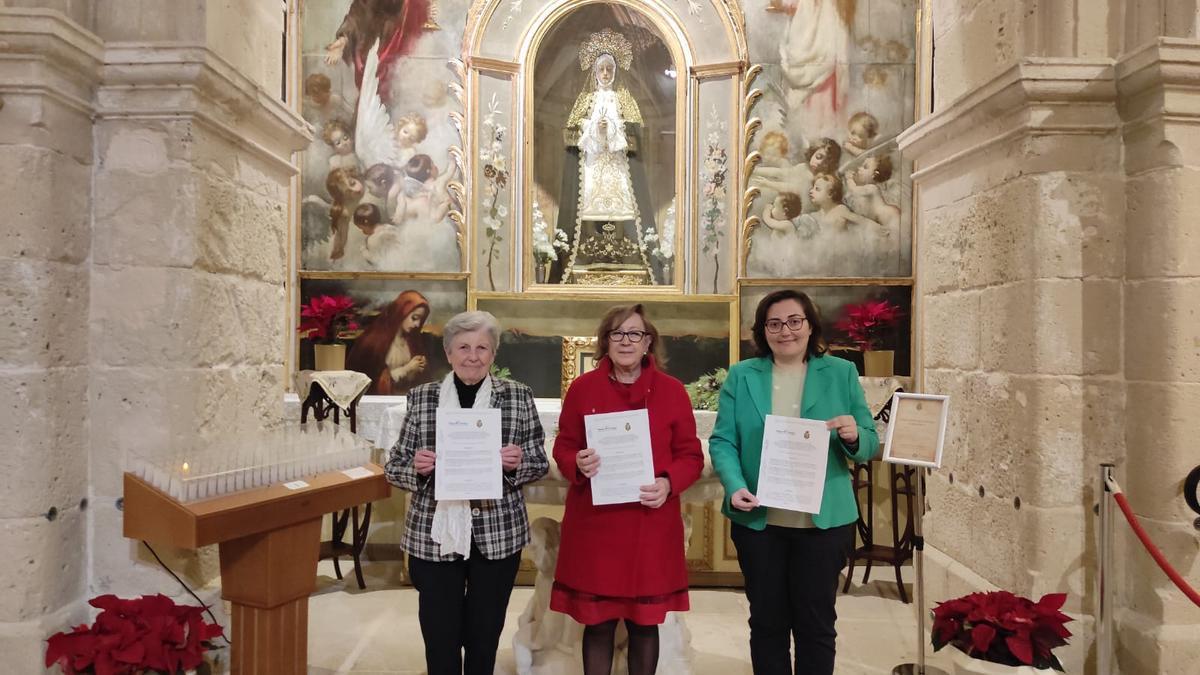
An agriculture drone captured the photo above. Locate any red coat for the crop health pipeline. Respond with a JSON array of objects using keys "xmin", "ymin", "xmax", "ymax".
[{"xmin": 552, "ymin": 356, "xmax": 704, "ymax": 599}]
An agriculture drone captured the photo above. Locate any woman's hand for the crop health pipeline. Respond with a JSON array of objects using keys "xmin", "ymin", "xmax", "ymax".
[
  {"xmin": 413, "ymin": 449, "xmax": 436, "ymax": 476},
  {"xmin": 640, "ymin": 477, "xmax": 671, "ymax": 509},
  {"xmin": 730, "ymin": 488, "xmax": 760, "ymax": 512},
  {"xmin": 576, "ymin": 447, "xmax": 601, "ymax": 478},
  {"xmin": 500, "ymin": 443, "xmax": 523, "ymax": 471},
  {"xmin": 411, "ymin": 355, "xmax": 428, "ymax": 373},
  {"xmin": 826, "ymin": 415, "xmax": 859, "ymax": 444}
]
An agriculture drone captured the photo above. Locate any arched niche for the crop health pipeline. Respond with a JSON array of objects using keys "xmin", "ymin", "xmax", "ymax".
[{"xmin": 455, "ymin": 0, "xmax": 748, "ymax": 294}]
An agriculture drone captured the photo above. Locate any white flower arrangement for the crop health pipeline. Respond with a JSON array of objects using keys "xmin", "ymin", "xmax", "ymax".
[
  {"xmin": 531, "ymin": 200, "xmax": 570, "ymax": 265},
  {"xmin": 641, "ymin": 200, "xmax": 676, "ymax": 263}
]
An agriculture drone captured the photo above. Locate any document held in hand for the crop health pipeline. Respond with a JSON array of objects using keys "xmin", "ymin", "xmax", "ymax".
[
  {"xmin": 584, "ymin": 408, "xmax": 656, "ymax": 506},
  {"xmin": 434, "ymin": 408, "xmax": 503, "ymax": 501},
  {"xmin": 755, "ymin": 415, "xmax": 829, "ymax": 513}
]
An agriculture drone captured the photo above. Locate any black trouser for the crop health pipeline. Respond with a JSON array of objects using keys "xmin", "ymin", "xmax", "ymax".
[
  {"xmin": 407, "ymin": 544, "xmax": 522, "ymax": 675},
  {"xmin": 730, "ymin": 523, "xmax": 852, "ymax": 675}
]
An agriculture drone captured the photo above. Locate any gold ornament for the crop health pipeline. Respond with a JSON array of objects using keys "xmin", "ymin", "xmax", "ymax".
[{"xmin": 579, "ymin": 28, "xmax": 633, "ymax": 71}]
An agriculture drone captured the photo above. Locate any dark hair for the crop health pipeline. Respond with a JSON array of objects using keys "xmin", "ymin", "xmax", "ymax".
[
  {"xmin": 872, "ymin": 154, "xmax": 894, "ymax": 183},
  {"xmin": 353, "ymin": 203, "xmax": 381, "ymax": 227},
  {"xmin": 594, "ymin": 304, "xmax": 667, "ymax": 368},
  {"xmin": 752, "ymin": 290, "xmax": 827, "ymax": 361},
  {"xmin": 364, "ymin": 163, "xmax": 395, "ymax": 191},
  {"xmin": 405, "ymin": 154, "xmax": 436, "ymax": 183},
  {"xmin": 777, "ymin": 192, "xmax": 803, "ymax": 219},
  {"xmin": 805, "ymin": 138, "xmax": 842, "ymax": 174}
]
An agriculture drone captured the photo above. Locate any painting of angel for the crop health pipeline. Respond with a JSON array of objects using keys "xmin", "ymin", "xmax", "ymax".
[
  {"xmin": 743, "ymin": 0, "xmax": 916, "ymax": 278},
  {"xmin": 298, "ymin": 0, "xmax": 470, "ymax": 274}
]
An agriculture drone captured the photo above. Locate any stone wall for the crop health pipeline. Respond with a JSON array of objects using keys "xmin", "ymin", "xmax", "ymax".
[
  {"xmin": 0, "ymin": 8, "xmax": 103, "ymax": 668},
  {"xmin": 1112, "ymin": 36, "xmax": 1200, "ymax": 675},
  {"xmin": 902, "ymin": 2, "xmax": 1200, "ymax": 673},
  {"xmin": 0, "ymin": 2, "xmax": 308, "ymax": 672}
]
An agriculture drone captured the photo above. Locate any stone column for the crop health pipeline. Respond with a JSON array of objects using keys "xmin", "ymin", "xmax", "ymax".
[
  {"xmin": 0, "ymin": 2, "xmax": 308, "ymax": 671},
  {"xmin": 1113, "ymin": 36, "xmax": 1200, "ymax": 674},
  {"xmin": 900, "ymin": 60, "xmax": 1126, "ymax": 672},
  {"xmin": 903, "ymin": 2, "xmax": 1200, "ymax": 673},
  {"xmin": 87, "ymin": 0, "xmax": 309, "ymax": 602},
  {"xmin": 0, "ymin": 6, "xmax": 103, "ymax": 666},
  {"xmin": 901, "ymin": 2, "xmax": 1129, "ymax": 672}
]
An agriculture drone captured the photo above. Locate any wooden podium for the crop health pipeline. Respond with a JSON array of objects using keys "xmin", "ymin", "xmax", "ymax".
[{"xmin": 123, "ymin": 464, "xmax": 391, "ymax": 674}]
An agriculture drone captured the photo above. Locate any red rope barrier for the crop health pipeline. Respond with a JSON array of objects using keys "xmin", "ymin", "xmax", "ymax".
[{"xmin": 1111, "ymin": 491, "xmax": 1200, "ymax": 607}]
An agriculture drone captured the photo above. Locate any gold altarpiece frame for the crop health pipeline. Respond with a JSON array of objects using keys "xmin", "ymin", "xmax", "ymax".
[
  {"xmin": 458, "ymin": 0, "xmax": 750, "ymax": 295},
  {"xmin": 284, "ymin": 0, "xmax": 932, "ymax": 585}
]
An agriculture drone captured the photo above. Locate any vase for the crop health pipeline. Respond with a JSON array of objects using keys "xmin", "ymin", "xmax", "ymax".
[
  {"xmin": 536, "ymin": 261, "xmax": 552, "ymax": 284},
  {"xmin": 660, "ymin": 262, "xmax": 672, "ymax": 284},
  {"xmin": 863, "ymin": 349, "xmax": 895, "ymax": 377},
  {"xmin": 313, "ymin": 343, "xmax": 346, "ymax": 371},
  {"xmin": 949, "ymin": 647, "xmax": 1040, "ymax": 675}
]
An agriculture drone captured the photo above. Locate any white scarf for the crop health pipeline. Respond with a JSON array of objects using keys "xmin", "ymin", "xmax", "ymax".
[{"xmin": 430, "ymin": 372, "xmax": 494, "ymax": 559}]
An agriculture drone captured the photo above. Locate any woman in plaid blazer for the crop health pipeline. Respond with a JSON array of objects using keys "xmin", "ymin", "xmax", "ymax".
[{"xmin": 385, "ymin": 310, "xmax": 549, "ymax": 675}]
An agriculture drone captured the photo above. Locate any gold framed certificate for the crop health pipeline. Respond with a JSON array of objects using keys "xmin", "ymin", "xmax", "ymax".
[{"xmin": 882, "ymin": 393, "xmax": 949, "ymax": 468}]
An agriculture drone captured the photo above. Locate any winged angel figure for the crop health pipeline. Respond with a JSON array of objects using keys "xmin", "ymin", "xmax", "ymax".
[{"xmin": 305, "ymin": 39, "xmax": 462, "ymax": 270}]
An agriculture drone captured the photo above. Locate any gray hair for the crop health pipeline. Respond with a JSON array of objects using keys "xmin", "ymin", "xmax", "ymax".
[{"xmin": 442, "ymin": 310, "xmax": 501, "ymax": 352}]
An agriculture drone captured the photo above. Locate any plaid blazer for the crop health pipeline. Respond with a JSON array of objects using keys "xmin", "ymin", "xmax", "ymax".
[{"xmin": 385, "ymin": 377, "xmax": 549, "ymax": 561}]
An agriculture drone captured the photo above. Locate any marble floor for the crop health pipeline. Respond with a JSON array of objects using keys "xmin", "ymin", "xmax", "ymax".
[{"xmin": 306, "ymin": 560, "xmax": 956, "ymax": 674}]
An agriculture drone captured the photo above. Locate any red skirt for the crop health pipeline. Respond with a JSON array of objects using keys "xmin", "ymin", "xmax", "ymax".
[{"xmin": 550, "ymin": 581, "xmax": 689, "ymax": 626}]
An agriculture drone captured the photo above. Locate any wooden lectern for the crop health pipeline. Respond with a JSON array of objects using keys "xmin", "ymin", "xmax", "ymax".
[{"xmin": 123, "ymin": 465, "xmax": 391, "ymax": 674}]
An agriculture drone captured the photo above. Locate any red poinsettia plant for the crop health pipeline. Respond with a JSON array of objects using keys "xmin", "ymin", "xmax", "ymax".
[
  {"xmin": 298, "ymin": 294, "xmax": 360, "ymax": 344},
  {"xmin": 833, "ymin": 299, "xmax": 904, "ymax": 351},
  {"xmin": 45, "ymin": 594, "xmax": 224, "ymax": 675},
  {"xmin": 931, "ymin": 590, "xmax": 1073, "ymax": 671}
]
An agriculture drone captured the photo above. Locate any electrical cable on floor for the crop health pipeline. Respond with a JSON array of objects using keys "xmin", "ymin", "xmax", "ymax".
[{"xmin": 142, "ymin": 540, "xmax": 233, "ymax": 645}]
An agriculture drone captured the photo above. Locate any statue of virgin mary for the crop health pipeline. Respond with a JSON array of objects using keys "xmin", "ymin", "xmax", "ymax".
[{"xmin": 553, "ymin": 29, "xmax": 658, "ymax": 284}]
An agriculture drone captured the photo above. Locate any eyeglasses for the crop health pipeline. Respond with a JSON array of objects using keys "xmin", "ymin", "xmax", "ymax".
[
  {"xmin": 608, "ymin": 330, "xmax": 647, "ymax": 343},
  {"xmin": 764, "ymin": 316, "xmax": 807, "ymax": 334}
]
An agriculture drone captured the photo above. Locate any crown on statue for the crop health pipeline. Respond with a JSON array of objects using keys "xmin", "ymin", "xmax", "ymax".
[{"xmin": 579, "ymin": 28, "xmax": 633, "ymax": 71}]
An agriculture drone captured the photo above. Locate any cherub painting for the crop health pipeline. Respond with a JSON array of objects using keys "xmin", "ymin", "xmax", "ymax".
[
  {"xmin": 752, "ymin": 136, "xmax": 842, "ymax": 213},
  {"xmin": 844, "ymin": 111, "xmax": 880, "ymax": 157},
  {"xmin": 325, "ymin": 167, "xmax": 365, "ymax": 261},
  {"xmin": 299, "ymin": 5, "xmax": 465, "ymax": 274},
  {"xmin": 300, "ymin": 34, "xmax": 461, "ymax": 273},
  {"xmin": 745, "ymin": 0, "xmax": 915, "ymax": 279},
  {"xmin": 322, "ymin": 119, "xmax": 358, "ymax": 172}
]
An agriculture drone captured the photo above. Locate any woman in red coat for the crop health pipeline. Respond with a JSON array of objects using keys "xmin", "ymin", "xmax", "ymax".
[{"xmin": 551, "ymin": 304, "xmax": 704, "ymax": 675}]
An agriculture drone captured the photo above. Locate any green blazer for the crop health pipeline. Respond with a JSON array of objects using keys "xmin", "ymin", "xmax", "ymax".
[{"xmin": 708, "ymin": 354, "xmax": 878, "ymax": 530}]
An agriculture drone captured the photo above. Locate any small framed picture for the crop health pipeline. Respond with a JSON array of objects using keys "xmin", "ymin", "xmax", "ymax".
[
  {"xmin": 561, "ymin": 336, "xmax": 598, "ymax": 396},
  {"xmin": 882, "ymin": 392, "xmax": 949, "ymax": 468}
]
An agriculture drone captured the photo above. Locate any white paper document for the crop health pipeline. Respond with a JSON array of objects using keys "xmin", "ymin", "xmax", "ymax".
[
  {"xmin": 584, "ymin": 409, "xmax": 656, "ymax": 506},
  {"xmin": 755, "ymin": 415, "xmax": 829, "ymax": 513},
  {"xmin": 435, "ymin": 408, "xmax": 503, "ymax": 501}
]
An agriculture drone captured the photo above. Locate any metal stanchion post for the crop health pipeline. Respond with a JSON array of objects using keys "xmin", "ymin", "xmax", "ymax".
[
  {"xmin": 1097, "ymin": 464, "xmax": 1115, "ymax": 675},
  {"xmin": 892, "ymin": 468, "xmax": 948, "ymax": 675}
]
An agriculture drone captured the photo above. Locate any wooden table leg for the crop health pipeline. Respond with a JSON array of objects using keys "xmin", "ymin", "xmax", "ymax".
[{"xmin": 219, "ymin": 518, "xmax": 321, "ymax": 674}]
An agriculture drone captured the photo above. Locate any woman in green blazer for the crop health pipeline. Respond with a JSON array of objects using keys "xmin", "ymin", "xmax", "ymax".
[{"xmin": 709, "ymin": 289, "xmax": 878, "ymax": 675}]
